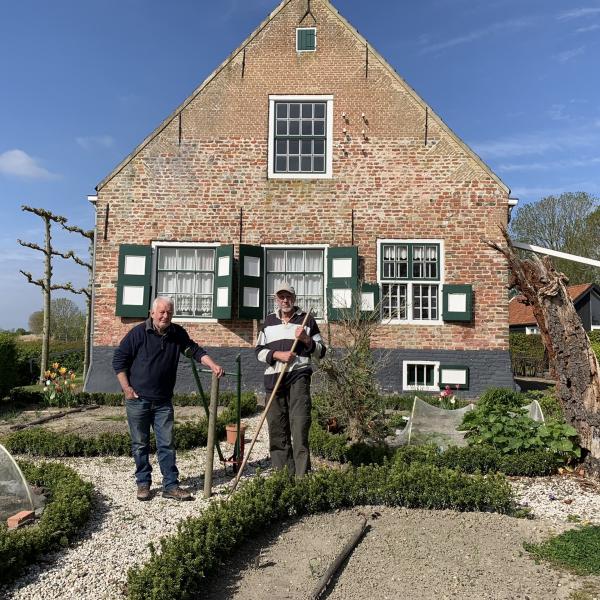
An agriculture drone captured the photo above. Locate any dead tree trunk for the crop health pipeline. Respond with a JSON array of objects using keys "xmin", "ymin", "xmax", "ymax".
[{"xmin": 487, "ymin": 228, "xmax": 600, "ymax": 476}]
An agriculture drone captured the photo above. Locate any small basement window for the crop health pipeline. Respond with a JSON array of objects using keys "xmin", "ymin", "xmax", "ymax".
[{"xmin": 297, "ymin": 27, "xmax": 316, "ymax": 52}]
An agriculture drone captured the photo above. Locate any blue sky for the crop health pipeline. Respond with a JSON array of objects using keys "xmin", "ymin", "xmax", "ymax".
[{"xmin": 1, "ymin": 0, "xmax": 599, "ymax": 330}]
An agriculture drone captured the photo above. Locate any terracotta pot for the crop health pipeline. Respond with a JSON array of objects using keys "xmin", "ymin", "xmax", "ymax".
[{"xmin": 225, "ymin": 423, "xmax": 246, "ymax": 445}]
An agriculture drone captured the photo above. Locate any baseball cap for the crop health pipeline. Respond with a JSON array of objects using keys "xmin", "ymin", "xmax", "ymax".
[{"xmin": 274, "ymin": 282, "xmax": 295, "ymax": 296}]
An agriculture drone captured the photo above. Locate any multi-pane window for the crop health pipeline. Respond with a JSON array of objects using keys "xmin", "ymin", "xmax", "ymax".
[
  {"xmin": 266, "ymin": 248, "xmax": 324, "ymax": 318},
  {"xmin": 380, "ymin": 242, "xmax": 441, "ymax": 321},
  {"xmin": 404, "ymin": 361, "xmax": 439, "ymax": 391},
  {"xmin": 156, "ymin": 247, "xmax": 215, "ymax": 317},
  {"xmin": 274, "ymin": 102, "xmax": 326, "ymax": 174}
]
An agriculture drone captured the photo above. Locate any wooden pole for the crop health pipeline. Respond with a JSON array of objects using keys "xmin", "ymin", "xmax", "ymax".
[
  {"xmin": 228, "ymin": 309, "xmax": 312, "ymax": 496},
  {"xmin": 204, "ymin": 373, "xmax": 220, "ymax": 499}
]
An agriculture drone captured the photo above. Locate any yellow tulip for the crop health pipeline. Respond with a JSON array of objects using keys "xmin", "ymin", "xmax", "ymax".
[{"xmin": 59, "ymin": 367, "xmax": 67, "ymax": 375}]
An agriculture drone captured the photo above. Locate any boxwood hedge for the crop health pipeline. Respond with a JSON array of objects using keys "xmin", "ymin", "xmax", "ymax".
[
  {"xmin": 127, "ymin": 461, "xmax": 514, "ymax": 600},
  {"xmin": 0, "ymin": 462, "xmax": 94, "ymax": 585}
]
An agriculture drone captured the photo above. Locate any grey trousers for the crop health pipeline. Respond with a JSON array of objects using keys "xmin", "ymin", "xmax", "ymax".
[{"xmin": 265, "ymin": 374, "xmax": 312, "ymax": 476}]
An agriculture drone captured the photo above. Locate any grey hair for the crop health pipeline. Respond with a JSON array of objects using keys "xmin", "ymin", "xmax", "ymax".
[{"xmin": 152, "ymin": 296, "xmax": 174, "ymax": 311}]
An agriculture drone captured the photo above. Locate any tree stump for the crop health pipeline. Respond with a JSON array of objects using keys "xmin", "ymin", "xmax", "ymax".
[{"xmin": 487, "ymin": 228, "xmax": 600, "ymax": 476}]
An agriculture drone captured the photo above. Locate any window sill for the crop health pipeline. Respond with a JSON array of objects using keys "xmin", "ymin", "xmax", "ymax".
[
  {"xmin": 267, "ymin": 172, "xmax": 332, "ymax": 180},
  {"xmin": 172, "ymin": 317, "xmax": 218, "ymax": 324},
  {"xmin": 383, "ymin": 319, "xmax": 443, "ymax": 326}
]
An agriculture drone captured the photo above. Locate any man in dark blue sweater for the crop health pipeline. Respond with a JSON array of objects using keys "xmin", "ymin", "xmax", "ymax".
[{"xmin": 113, "ymin": 296, "xmax": 223, "ymax": 501}]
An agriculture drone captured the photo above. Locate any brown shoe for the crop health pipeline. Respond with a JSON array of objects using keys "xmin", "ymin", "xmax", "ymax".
[
  {"xmin": 162, "ymin": 486, "xmax": 194, "ymax": 501},
  {"xmin": 137, "ymin": 484, "xmax": 151, "ymax": 501}
]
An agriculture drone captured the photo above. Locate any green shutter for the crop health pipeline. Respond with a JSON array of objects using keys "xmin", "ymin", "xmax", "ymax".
[
  {"xmin": 116, "ymin": 244, "xmax": 152, "ymax": 318},
  {"xmin": 213, "ymin": 245, "xmax": 234, "ymax": 320},
  {"xmin": 360, "ymin": 283, "xmax": 380, "ymax": 321},
  {"xmin": 442, "ymin": 284, "xmax": 473, "ymax": 322},
  {"xmin": 297, "ymin": 28, "xmax": 316, "ymax": 51},
  {"xmin": 327, "ymin": 246, "xmax": 358, "ymax": 321},
  {"xmin": 238, "ymin": 244, "xmax": 264, "ymax": 319},
  {"xmin": 439, "ymin": 365, "xmax": 470, "ymax": 390}
]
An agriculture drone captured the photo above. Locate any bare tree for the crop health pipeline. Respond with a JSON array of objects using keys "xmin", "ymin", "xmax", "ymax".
[
  {"xmin": 17, "ymin": 206, "xmax": 90, "ymax": 382},
  {"xmin": 487, "ymin": 227, "xmax": 600, "ymax": 476}
]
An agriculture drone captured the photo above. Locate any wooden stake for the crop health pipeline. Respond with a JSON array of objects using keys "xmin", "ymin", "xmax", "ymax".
[{"xmin": 204, "ymin": 373, "xmax": 220, "ymax": 499}]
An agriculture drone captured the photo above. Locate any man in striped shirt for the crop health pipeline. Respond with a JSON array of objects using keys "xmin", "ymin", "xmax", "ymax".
[{"xmin": 255, "ymin": 282, "xmax": 327, "ymax": 476}]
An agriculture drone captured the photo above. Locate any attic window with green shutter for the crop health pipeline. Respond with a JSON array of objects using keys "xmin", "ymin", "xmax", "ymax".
[{"xmin": 297, "ymin": 27, "xmax": 316, "ymax": 51}]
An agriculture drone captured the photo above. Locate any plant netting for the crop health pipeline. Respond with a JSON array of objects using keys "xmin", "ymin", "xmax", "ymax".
[
  {"xmin": 386, "ymin": 397, "xmax": 475, "ymax": 450},
  {"xmin": 0, "ymin": 443, "xmax": 34, "ymax": 522},
  {"xmin": 523, "ymin": 399, "xmax": 545, "ymax": 423}
]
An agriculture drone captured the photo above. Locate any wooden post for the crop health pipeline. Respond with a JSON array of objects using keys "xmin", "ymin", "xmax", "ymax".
[{"xmin": 204, "ymin": 373, "xmax": 220, "ymax": 499}]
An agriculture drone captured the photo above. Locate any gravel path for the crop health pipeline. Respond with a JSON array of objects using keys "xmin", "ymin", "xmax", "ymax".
[{"xmin": 3, "ymin": 421, "xmax": 600, "ymax": 600}]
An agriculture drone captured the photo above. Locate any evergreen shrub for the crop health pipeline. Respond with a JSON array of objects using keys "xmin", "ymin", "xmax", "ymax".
[
  {"xmin": 0, "ymin": 333, "xmax": 18, "ymax": 398},
  {"xmin": 0, "ymin": 462, "xmax": 93, "ymax": 585},
  {"xmin": 127, "ymin": 463, "xmax": 514, "ymax": 600}
]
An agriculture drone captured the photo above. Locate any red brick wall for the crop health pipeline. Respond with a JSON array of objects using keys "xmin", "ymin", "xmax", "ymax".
[{"xmin": 92, "ymin": 0, "xmax": 509, "ymax": 352}]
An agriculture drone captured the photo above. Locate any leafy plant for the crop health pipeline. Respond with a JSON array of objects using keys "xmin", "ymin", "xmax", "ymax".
[
  {"xmin": 461, "ymin": 387, "xmax": 580, "ymax": 462},
  {"xmin": 525, "ymin": 526, "xmax": 600, "ymax": 575},
  {"xmin": 0, "ymin": 333, "xmax": 18, "ymax": 398}
]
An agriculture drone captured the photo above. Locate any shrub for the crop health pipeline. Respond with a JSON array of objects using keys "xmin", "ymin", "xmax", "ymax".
[
  {"xmin": 126, "ymin": 463, "xmax": 514, "ymax": 600},
  {"xmin": 0, "ymin": 461, "xmax": 93, "ymax": 585},
  {"xmin": 509, "ymin": 332, "xmax": 545, "ymax": 357},
  {"xmin": 0, "ymin": 333, "xmax": 18, "ymax": 398},
  {"xmin": 1, "ymin": 397, "xmax": 257, "ymax": 457},
  {"xmin": 13, "ymin": 340, "xmax": 84, "ymax": 386},
  {"xmin": 525, "ymin": 526, "xmax": 600, "ymax": 575},
  {"xmin": 461, "ymin": 388, "xmax": 580, "ymax": 462}
]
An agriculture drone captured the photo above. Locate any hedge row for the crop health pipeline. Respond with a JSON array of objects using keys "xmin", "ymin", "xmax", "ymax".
[
  {"xmin": 8, "ymin": 387, "xmax": 256, "ymax": 409},
  {"xmin": 127, "ymin": 462, "xmax": 514, "ymax": 600},
  {"xmin": 0, "ymin": 462, "xmax": 94, "ymax": 585},
  {"xmin": 1, "ymin": 395, "xmax": 257, "ymax": 457},
  {"xmin": 13, "ymin": 340, "xmax": 84, "ymax": 386},
  {"xmin": 0, "ymin": 333, "xmax": 18, "ymax": 398},
  {"xmin": 309, "ymin": 419, "xmax": 561, "ymax": 476}
]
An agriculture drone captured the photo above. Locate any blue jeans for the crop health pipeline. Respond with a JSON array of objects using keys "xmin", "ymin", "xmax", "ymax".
[{"xmin": 125, "ymin": 397, "xmax": 179, "ymax": 490}]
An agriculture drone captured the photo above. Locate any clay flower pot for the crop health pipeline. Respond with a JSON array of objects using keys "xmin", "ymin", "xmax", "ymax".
[{"xmin": 225, "ymin": 423, "xmax": 246, "ymax": 444}]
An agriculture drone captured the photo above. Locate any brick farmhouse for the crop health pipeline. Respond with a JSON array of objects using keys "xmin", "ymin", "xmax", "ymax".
[{"xmin": 85, "ymin": 0, "xmax": 516, "ymax": 397}]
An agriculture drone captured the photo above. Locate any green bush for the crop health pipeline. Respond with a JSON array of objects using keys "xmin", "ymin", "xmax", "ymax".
[
  {"xmin": 0, "ymin": 461, "xmax": 94, "ymax": 585},
  {"xmin": 0, "ymin": 333, "xmax": 18, "ymax": 398},
  {"xmin": 13, "ymin": 340, "xmax": 85, "ymax": 385},
  {"xmin": 525, "ymin": 526, "xmax": 600, "ymax": 575},
  {"xmin": 461, "ymin": 388, "xmax": 580, "ymax": 462},
  {"xmin": 1, "ymin": 397, "xmax": 257, "ymax": 457},
  {"xmin": 126, "ymin": 463, "xmax": 514, "ymax": 600},
  {"xmin": 509, "ymin": 332, "xmax": 545, "ymax": 357},
  {"xmin": 522, "ymin": 388, "xmax": 564, "ymax": 421}
]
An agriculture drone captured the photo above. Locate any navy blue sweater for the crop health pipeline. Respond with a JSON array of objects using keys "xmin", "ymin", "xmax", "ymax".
[{"xmin": 112, "ymin": 318, "xmax": 206, "ymax": 401}]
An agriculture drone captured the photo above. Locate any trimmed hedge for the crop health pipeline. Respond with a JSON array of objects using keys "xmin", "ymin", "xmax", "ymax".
[
  {"xmin": 0, "ymin": 333, "xmax": 18, "ymax": 398},
  {"xmin": 0, "ymin": 462, "xmax": 94, "ymax": 585},
  {"xmin": 127, "ymin": 462, "xmax": 514, "ymax": 600},
  {"xmin": 7, "ymin": 387, "xmax": 256, "ymax": 408},
  {"xmin": 1, "ymin": 396, "xmax": 257, "ymax": 457},
  {"xmin": 14, "ymin": 340, "xmax": 84, "ymax": 386},
  {"xmin": 509, "ymin": 333, "xmax": 545, "ymax": 358},
  {"xmin": 309, "ymin": 419, "xmax": 561, "ymax": 476}
]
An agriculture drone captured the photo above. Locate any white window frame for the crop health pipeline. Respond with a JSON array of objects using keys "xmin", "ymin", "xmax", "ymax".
[
  {"xmin": 296, "ymin": 27, "xmax": 317, "ymax": 52},
  {"xmin": 262, "ymin": 243, "xmax": 328, "ymax": 321},
  {"xmin": 403, "ymin": 360, "xmax": 440, "ymax": 392},
  {"xmin": 151, "ymin": 241, "xmax": 220, "ymax": 323},
  {"xmin": 377, "ymin": 239, "xmax": 444, "ymax": 325},
  {"xmin": 525, "ymin": 326, "xmax": 540, "ymax": 335},
  {"xmin": 268, "ymin": 95, "xmax": 334, "ymax": 180}
]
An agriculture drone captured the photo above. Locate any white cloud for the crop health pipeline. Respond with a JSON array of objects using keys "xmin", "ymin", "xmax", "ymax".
[
  {"xmin": 76, "ymin": 135, "xmax": 115, "ymax": 150},
  {"xmin": 0, "ymin": 149, "xmax": 57, "ymax": 180},
  {"xmin": 472, "ymin": 128, "xmax": 600, "ymax": 159},
  {"xmin": 557, "ymin": 7, "xmax": 600, "ymax": 20},
  {"xmin": 420, "ymin": 17, "xmax": 536, "ymax": 53},
  {"xmin": 555, "ymin": 46, "xmax": 585, "ymax": 63},
  {"xmin": 576, "ymin": 23, "xmax": 600, "ymax": 32},
  {"xmin": 497, "ymin": 156, "xmax": 600, "ymax": 172}
]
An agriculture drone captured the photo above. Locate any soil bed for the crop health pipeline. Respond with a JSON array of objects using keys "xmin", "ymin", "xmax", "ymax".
[{"xmin": 203, "ymin": 507, "xmax": 600, "ymax": 600}]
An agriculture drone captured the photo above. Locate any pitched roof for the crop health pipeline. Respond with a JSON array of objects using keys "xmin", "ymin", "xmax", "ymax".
[
  {"xmin": 96, "ymin": 0, "xmax": 510, "ymax": 194},
  {"xmin": 509, "ymin": 284, "xmax": 594, "ymax": 326}
]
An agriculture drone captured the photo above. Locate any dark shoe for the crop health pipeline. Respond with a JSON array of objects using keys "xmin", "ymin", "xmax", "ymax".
[
  {"xmin": 162, "ymin": 486, "xmax": 194, "ymax": 501},
  {"xmin": 137, "ymin": 484, "xmax": 151, "ymax": 502}
]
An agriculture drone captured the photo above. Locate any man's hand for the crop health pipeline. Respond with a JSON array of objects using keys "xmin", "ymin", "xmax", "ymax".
[
  {"xmin": 201, "ymin": 355, "xmax": 225, "ymax": 378},
  {"xmin": 274, "ymin": 350, "xmax": 296, "ymax": 364},
  {"xmin": 295, "ymin": 326, "xmax": 311, "ymax": 346},
  {"xmin": 124, "ymin": 385, "xmax": 139, "ymax": 400}
]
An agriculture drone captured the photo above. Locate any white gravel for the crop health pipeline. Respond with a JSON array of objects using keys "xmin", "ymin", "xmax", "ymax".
[{"xmin": 2, "ymin": 427, "xmax": 600, "ymax": 599}]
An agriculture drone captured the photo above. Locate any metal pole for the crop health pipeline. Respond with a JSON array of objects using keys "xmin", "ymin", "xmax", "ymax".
[
  {"xmin": 235, "ymin": 353, "xmax": 242, "ymax": 469},
  {"xmin": 204, "ymin": 373, "xmax": 220, "ymax": 499}
]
